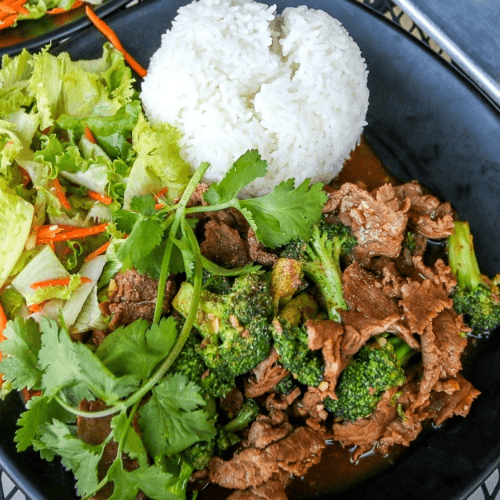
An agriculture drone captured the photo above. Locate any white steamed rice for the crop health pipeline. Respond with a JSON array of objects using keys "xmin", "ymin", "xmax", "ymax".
[{"xmin": 140, "ymin": 0, "xmax": 369, "ymax": 197}]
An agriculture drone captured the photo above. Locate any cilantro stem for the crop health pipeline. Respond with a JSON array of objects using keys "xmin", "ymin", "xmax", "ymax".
[
  {"xmin": 184, "ymin": 201, "xmax": 236, "ymax": 214},
  {"xmin": 153, "ymin": 162, "xmax": 210, "ymax": 325}
]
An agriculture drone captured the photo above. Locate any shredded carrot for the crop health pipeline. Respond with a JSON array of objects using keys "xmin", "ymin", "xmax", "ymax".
[
  {"xmin": 88, "ymin": 190, "xmax": 113, "ymax": 205},
  {"xmin": 36, "ymin": 222, "xmax": 109, "ymax": 245},
  {"xmin": 30, "ymin": 276, "xmax": 92, "ymax": 290},
  {"xmin": 0, "ymin": 0, "xmax": 29, "ymax": 29},
  {"xmin": 84, "ymin": 125, "xmax": 97, "ymax": 144},
  {"xmin": 156, "ymin": 187, "xmax": 168, "ymax": 199},
  {"xmin": 28, "ymin": 301, "xmax": 48, "ymax": 313},
  {"xmin": 22, "ymin": 387, "xmax": 42, "ymax": 401},
  {"xmin": 52, "ymin": 178, "xmax": 72, "ymax": 210},
  {"xmin": 85, "ymin": 6, "xmax": 147, "ymax": 78},
  {"xmin": 154, "ymin": 187, "xmax": 168, "ymax": 210},
  {"xmin": 46, "ymin": 0, "xmax": 82, "ymax": 14},
  {"xmin": 85, "ymin": 240, "xmax": 111, "ymax": 262}
]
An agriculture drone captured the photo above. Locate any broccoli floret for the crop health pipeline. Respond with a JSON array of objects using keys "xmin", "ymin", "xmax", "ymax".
[
  {"xmin": 273, "ymin": 374, "xmax": 296, "ymax": 395},
  {"xmin": 223, "ymin": 398, "xmax": 259, "ymax": 433},
  {"xmin": 271, "ymin": 318, "xmax": 324, "ymax": 387},
  {"xmin": 216, "ymin": 398, "xmax": 260, "ymax": 454},
  {"xmin": 202, "ymin": 269, "xmax": 233, "ymax": 294},
  {"xmin": 281, "ymin": 220, "xmax": 357, "ymax": 322},
  {"xmin": 448, "ymin": 220, "xmax": 500, "ymax": 333},
  {"xmin": 180, "ymin": 440, "xmax": 215, "ymax": 470},
  {"xmin": 324, "ymin": 334, "xmax": 415, "ymax": 421},
  {"xmin": 172, "ymin": 273, "xmax": 273, "ymax": 397}
]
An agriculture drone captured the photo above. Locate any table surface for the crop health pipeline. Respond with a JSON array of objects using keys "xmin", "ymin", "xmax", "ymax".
[{"xmin": 392, "ymin": 0, "xmax": 500, "ymax": 108}]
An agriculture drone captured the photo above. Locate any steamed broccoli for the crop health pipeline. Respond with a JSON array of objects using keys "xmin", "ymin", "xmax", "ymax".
[
  {"xmin": 324, "ymin": 334, "xmax": 415, "ymax": 421},
  {"xmin": 223, "ymin": 398, "xmax": 259, "ymax": 433},
  {"xmin": 172, "ymin": 273, "xmax": 273, "ymax": 397},
  {"xmin": 448, "ymin": 220, "xmax": 500, "ymax": 333},
  {"xmin": 201, "ymin": 269, "xmax": 233, "ymax": 295},
  {"xmin": 271, "ymin": 318, "xmax": 324, "ymax": 388},
  {"xmin": 180, "ymin": 440, "xmax": 215, "ymax": 470},
  {"xmin": 281, "ymin": 220, "xmax": 357, "ymax": 322},
  {"xmin": 170, "ymin": 327, "xmax": 237, "ymax": 398}
]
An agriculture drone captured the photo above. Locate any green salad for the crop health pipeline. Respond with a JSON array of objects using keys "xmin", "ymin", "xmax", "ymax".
[{"xmin": 0, "ymin": 45, "xmax": 327, "ymax": 499}]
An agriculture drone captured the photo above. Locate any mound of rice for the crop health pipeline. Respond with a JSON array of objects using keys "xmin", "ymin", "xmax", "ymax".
[{"xmin": 140, "ymin": 0, "xmax": 369, "ymax": 197}]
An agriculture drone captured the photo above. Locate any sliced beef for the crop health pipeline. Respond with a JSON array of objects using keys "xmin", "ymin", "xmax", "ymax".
[
  {"xmin": 227, "ymin": 471, "xmax": 292, "ymax": 500},
  {"xmin": 342, "ymin": 261, "xmax": 401, "ymax": 320},
  {"xmin": 394, "ymin": 181, "xmax": 455, "ymax": 239},
  {"xmin": 304, "ymin": 319, "xmax": 345, "ymax": 399},
  {"xmin": 245, "ymin": 348, "xmax": 289, "ymax": 398},
  {"xmin": 426, "ymin": 373, "xmax": 481, "ymax": 426},
  {"xmin": 326, "ymin": 182, "xmax": 409, "ymax": 260},
  {"xmin": 332, "ymin": 387, "xmax": 401, "ymax": 460},
  {"xmin": 100, "ymin": 269, "xmax": 177, "ymax": 330},
  {"xmin": 208, "ymin": 426, "xmax": 326, "ymax": 490},
  {"xmin": 220, "ymin": 388, "xmax": 244, "ymax": 419},
  {"xmin": 248, "ymin": 228, "xmax": 278, "ymax": 267},
  {"xmin": 400, "ymin": 278, "xmax": 453, "ymax": 335},
  {"xmin": 200, "ymin": 219, "xmax": 251, "ymax": 268}
]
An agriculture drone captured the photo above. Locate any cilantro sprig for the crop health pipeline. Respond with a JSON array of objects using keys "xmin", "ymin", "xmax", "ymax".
[{"xmin": 1, "ymin": 149, "xmax": 327, "ymax": 499}]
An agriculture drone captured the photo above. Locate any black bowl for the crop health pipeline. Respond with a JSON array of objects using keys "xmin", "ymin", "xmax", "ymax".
[
  {"xmin": 0, "ymin": 0, "xmax": 130, "ymax": 57},
  {"xmin": 2, "ymin": 0, "xmax": 500, "ymax": 498}
]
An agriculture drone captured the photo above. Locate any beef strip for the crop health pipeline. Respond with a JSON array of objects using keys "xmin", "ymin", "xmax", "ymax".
[
  {"xmin": 245, "ymin": 348, "xmax": 290, "ymax": 398},
  {"xmin": 324, "ymin": 182, "xmax": 410, "ymax": 261},
  {"xmin": 200, "ymin": 219, "xmax": 251, "ymax": 268},
  {"xmin": 342, "ymin": 261, "xmax": 401, "ymax": 319},
  {"xmin": 394, "ymin": 181, "xmax": 455, "ymax": 239},
  {"xmin": 100, "ymin": 269, "xmax": 177, "ymax": 330},
  {"xmin": 227, "ymin": 471, "xmax": 293, "ymax": 500},
  {"xmin": 208, "ymin": 425, "xmax": 326, "ymax": 491},
  {"xmin": 400, "ymin": 278, "xmax": 453, "ymax": 335},
  {"xmin": 304, "ymin": 319, "xmax": 345, "ymax": 399}
]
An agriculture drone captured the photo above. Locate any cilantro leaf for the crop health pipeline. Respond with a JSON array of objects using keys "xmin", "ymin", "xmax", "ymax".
[
  {"xmin": 129, "ymin": 194, "xmax": 158, "ymax": 216},
  {"xmin": 111, "ymin": 413, "xmax": 148, "ymax": 465},
  {"xmin": 37, "ymin": 318, "xmax": 140, "ymax": 405},
  {"xmin": 106, "ymin": 457, "xmax": 178, "ymax": 500},
  {"xmin": 0, "ymin": 317, "xmax": 43, "ymax": 391},
  {"xmin": 96, "ymin": 317, "xmax": 177, "ymax": 381},
  {"xmin": 204, "ymin": 151, "xmax": 267, "ymax": 205},
  {"xmin": 15, "ymin": 394, "xmax": 75, "ymax": 455},
  {"xmin": 117, "ymin": 215, "xmax": 166, "ymax": 269},
  {"xmin": 239, "ymin": 178, "xmax": 328, "ymax": 247},
  {"xmin": 37, "ymin": 419, "xmax": 102, "ymax": 497},
  {"xmin": 139, "ymin": 373, "xmax": 216, "ymax": 457}
]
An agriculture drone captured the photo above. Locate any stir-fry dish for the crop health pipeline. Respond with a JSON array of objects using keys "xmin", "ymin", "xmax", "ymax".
[{"xmin": 1, "ymin": 0, "xmax": 499, "ymax": 499}]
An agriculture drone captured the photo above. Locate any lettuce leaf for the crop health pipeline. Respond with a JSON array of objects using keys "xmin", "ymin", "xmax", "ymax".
[
  {"xmin": 0, "ymin": 186, "xmax": 34, "ymax": 289},
  {"xmin": 124, "ymin": 114, "xmax": 191, "ymax": 208}
]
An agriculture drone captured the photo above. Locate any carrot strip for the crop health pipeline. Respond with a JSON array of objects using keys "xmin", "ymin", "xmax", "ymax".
[
  {"xmin": 85, "ymin": 6, "xmax": 147, "ymax": 78},
  {"xmin": 88, "ymin": 190, "xmax": 113, "ymax": 205},
  {"xmin": 155, "ymin": 203, "xmax": 165, "ymax": 210},
  {"xmin": 47, "ymin": 0, "xmax": 82, "ymax": 14},
  {"xmin": 36, "ymin": 223, "xmax": 109, "ymax": 244},
  {"xmin": 30, "ymin": 276, "xmax": 92, "ymax": 290},
  {"xmin": 52, "ymin": 178, "xmax": 72, "ymax": 210},
  {"xmin": 28, "ymin": 301, "xmax": 48, "ymax": 313},
  {"xmin": 84, "ymin": 125, "xmax": 97, "ymax": 144},
  {"xmin": 84, "ymin": 240, "xmax": 110, "ymax": 262}
]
